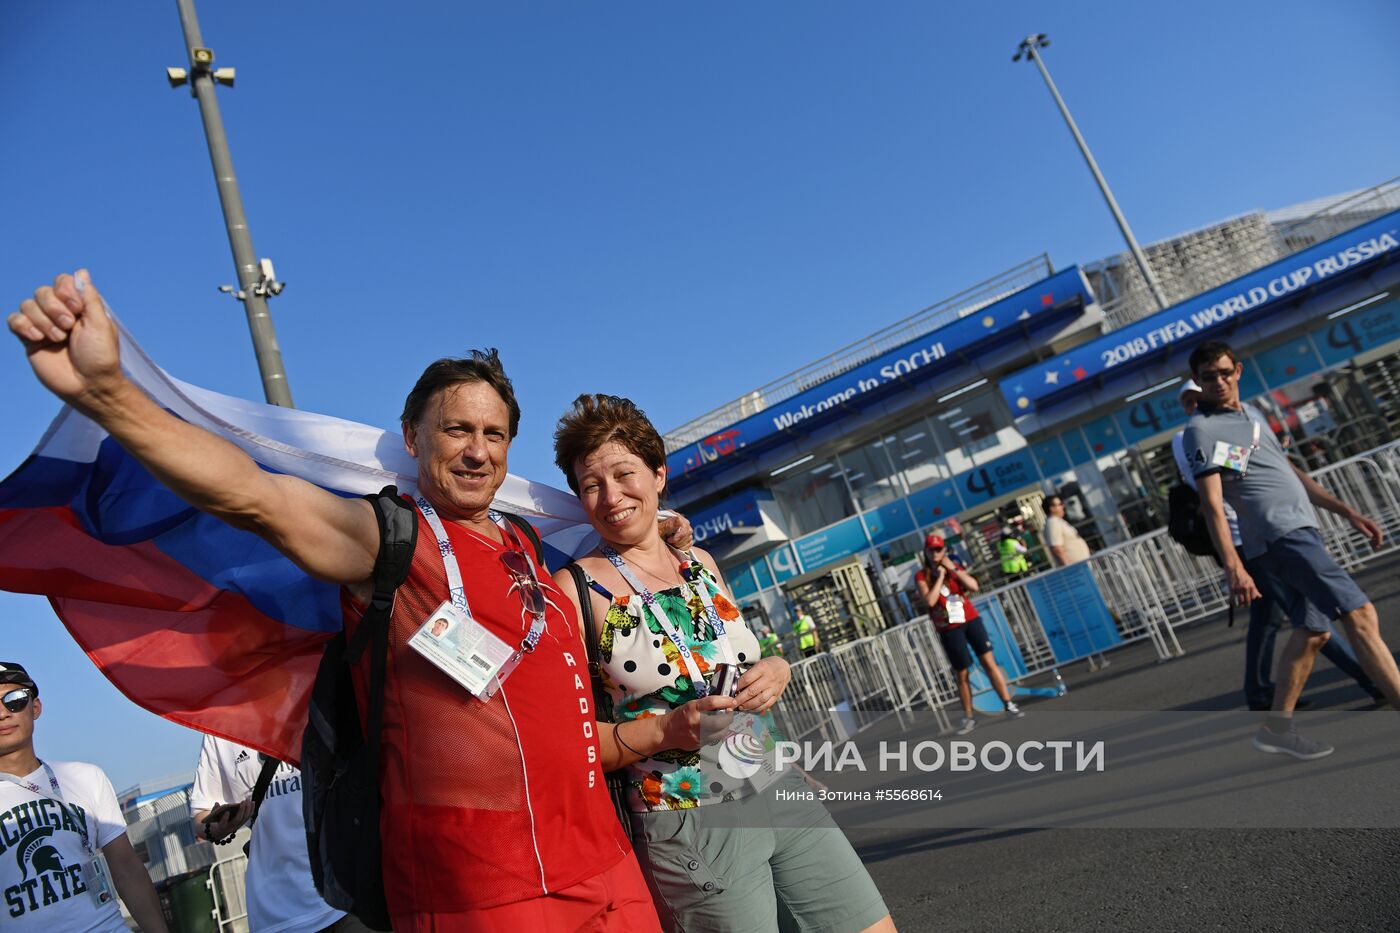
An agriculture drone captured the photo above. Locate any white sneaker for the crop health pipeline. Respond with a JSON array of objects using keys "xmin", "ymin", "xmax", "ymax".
[
  {"xmin": 956, "ymin": 717, "xmax": 976, "ymax": 735},
  {"xmin": 1005, "ymin": 702, "xmax": 1025, "ymax": 719}
]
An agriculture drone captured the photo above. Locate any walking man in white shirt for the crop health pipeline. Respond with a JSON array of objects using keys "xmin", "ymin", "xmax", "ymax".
[
  {"xmin": 192, "ymin": 735, "xmax": 369, "ymax": 932},
  {"xmin": 0, "ymin": 661, "xmax": 168, "ymax": 933}
]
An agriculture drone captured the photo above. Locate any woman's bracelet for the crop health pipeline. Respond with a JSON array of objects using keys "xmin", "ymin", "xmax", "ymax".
[{"xmin": 615, "ymin": 719, "xmax": 647, "ymax": 758}]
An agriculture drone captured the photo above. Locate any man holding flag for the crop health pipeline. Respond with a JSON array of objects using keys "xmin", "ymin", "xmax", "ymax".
[{"xmin": 8, "ymin": 271, "xmax": 660, "ymax": 931}]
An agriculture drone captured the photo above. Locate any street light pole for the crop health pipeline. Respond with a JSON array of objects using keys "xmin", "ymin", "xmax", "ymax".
[
  {"xmin": 168, "ymin": 0, "xmax": 294, "ymax": 407},
  {"xmin": 1014, "ymin": 34, "xmax": 1169, "ymax": 311}
]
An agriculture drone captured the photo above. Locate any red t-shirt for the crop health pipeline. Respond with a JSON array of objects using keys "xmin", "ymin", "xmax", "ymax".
[
  {"xmin": 915, "ymin": 563, "xmax": 979, "ymax": 632},
  {"xmin": 342, "ymin": 508, "xmax": 629, "ymax": 916}
]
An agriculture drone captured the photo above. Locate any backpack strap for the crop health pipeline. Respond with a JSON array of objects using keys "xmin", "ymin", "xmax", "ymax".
[
  {"xmin": 345, "ymin": 486, "xmax": 419, "ymax": 768},
  {"xmin": 345, "ymin": 488, "xmax": 419, "ymax": 664},
  {"xmin": 500, "ymin": 511, "xmax": 545, "ymax": 566},
  {"xmin": 250, "ymin": 755, "xmax": 280, "ymax": 815}
]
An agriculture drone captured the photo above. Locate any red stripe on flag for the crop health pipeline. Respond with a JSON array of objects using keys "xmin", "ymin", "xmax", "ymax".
[
  {"xmin": 0, "ymin": 507, "xmax": 222, "ymax": 610},
  {"xmin": 54, "ymin": 592, "xmax": 327, "ymax": 763}
]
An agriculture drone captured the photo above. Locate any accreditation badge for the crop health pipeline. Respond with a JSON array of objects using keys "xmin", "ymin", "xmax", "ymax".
[
  {"xmin": 408, "ymin": 600, "xmax": 518, "ymax": 701},
  {"xmin": 1210, "ymin": 440, "xmax": 1253, "ymax": 474},
  {"xmin": 85, "ymin": 851, "xmax": 114, "ymax": 908},
  {"xmin": 943, "ymin": 587, "xmax": 966, "ymax": 627}
]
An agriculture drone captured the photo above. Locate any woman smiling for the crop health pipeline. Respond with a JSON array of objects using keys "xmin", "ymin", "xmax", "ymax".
[{"xmin": 552, "ymin": 394, "xmax": 895, "ymax": 933}]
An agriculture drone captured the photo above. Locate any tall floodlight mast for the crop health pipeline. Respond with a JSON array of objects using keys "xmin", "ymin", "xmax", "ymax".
[
  {"xmin": 1014, "ymin": 33, "xmax": 1169, "ymax": 311},
  {"xmin": 167, "ymin": 0, "xmax": 294, "ymax": 406}
]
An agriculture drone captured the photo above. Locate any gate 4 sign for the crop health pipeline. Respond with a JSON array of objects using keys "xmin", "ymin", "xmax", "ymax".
[{"xmin": 957, "ymin": 449, "xmax": 1038, "ymax": 507}]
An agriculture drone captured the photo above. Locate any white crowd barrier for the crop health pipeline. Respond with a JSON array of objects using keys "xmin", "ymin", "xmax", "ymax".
[{"xmin": 208, "ymin": 852, "xmax": 249, "ymax": 933}]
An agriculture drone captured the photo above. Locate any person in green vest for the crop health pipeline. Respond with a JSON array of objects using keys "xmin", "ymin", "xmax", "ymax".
[
  {"xmin": 998, "ymin": 525, "xmax": 1030, "ymax": 576},
  {"xmin": 758, "ymin": 626, "xmax": 784, "ymax": 658},
  {"xmin": 793, "ymin": 606, "xmax": 820, "ymax": 657}
]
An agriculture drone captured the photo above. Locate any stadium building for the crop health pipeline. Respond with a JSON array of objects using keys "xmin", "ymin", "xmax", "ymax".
[{"xmin": 663, "ymin": 179, "xmax": 1400, "ymax": 653}]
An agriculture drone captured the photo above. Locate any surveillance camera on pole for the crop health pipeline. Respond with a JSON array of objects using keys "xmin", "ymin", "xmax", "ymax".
[
  {"xmin": 166, "ymin": 0, "xmax": 294, "ymax": 407},
  {"xmin": 1014, "ymin": 33, "xmax": 1169, "ymax": 311}
]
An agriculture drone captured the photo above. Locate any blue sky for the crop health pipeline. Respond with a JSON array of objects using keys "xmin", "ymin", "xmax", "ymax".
[{"xmin": 1, "ymin": 0, "xmax": 1396, "ymax": 788}]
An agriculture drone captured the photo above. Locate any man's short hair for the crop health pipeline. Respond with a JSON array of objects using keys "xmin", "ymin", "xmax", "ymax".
[
  {"xmin": 400, "ymin": 350, "xmax": 521, "ymax": 438},
  {"xmin": 553, "ymin": 394, "xmax": 666, "ymax": 495},
  {"xmin": 1188, "ymin": 341, "xmax": 1240, "ymax": 376}
]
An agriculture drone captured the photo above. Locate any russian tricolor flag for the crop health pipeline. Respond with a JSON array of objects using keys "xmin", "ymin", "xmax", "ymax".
[{"xmin": 0, "ymin": 320, "xmax": 595, "ymax": 763}]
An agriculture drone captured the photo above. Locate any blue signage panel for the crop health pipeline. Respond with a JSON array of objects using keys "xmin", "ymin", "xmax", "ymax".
[
  {"xmin": 751, "ymin": 554, "xmax": 775, "ymax": 590},
  {"xmin": 1237, "ymin": 358, "xmax": 1267, "ymax": 400},
  {"xmin": 1254, "ymin": 336, "xmax": 1322, "ymax": 388},
  {"xmin": 970, "ymin": 596, "xmax": 1029, "ymax": 680},
  {"xmin": 1117, "ymin": 387, "xmax": 1187, "ymax": 448},
  {"xmin": 794, "ymin": 516, "xmax": 870, "ymax": 570},
  {"xmin": 906, "ymin": 479, "xmax": 963, "ymax": 526},
  {"xmin": 727, "ymin": 563, "xmax": 759, "ymax": 601},
  {"xmin": 689, "ymin": 489, "xmax": 773, "ymax": 545},
  {"xmin": 768, "ymin": 544, "xmax": 802, "ymax": 583},
  {"xmin": 1061, "ymin": 427, "xmax": 1091, "ymax": 465},
  {"xmin": 1030, "ymin": 437, "xmax": 1070, "ymax": 477},
  {"xmin": 1025, "ymin": 563, "xmax": 1122, "ymax": 662},
  {"xmin": 956, "ymin": 448, "xmax": 1039, "ymax": 508},
  {"xmin": 864, "ymin": 499, "xmax": 917, "ymax": 545},
  {"xmin": 1079, "ymin": 415, "xmax": 1120, "ymax": 458},
  {"xmin": 1001, "ymin": 211, "xmax": 1400, "ymax": 414},
  {"xmin": 669, "ymin": 266, "xmax": 1094, "ymax": 479},
  {"xmin": 1314, "ymin": 298, "xmax": 1400, "ymax": 366}
]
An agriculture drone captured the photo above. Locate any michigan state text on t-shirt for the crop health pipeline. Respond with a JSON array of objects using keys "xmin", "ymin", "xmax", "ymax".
[{"xmin": 1, "ymin": 796, "xmax": 95, "ymax": 919}]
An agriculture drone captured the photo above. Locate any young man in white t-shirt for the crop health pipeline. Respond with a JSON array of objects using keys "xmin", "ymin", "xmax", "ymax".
[
  {"xmin": 190, "ymin": 734, "xmax": 356, "ymax": 933},
  {"xmin": 0, "ymin": 661, "xmax": 168, "ymax": 933}
]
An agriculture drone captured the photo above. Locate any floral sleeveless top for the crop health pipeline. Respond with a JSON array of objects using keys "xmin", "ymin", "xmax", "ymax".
[{"xmin": 594, "ymin": 565, "xmax": 784, "ymax": 811}]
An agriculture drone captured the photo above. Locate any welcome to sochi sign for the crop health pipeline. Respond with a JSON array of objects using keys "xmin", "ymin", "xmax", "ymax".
[
  {"xmin": 1000, "ymin": 210, "xmax": 1400, "ymax": 416},
  {"xmin": 667, "ymin": 266, "xmax": 1093, "ymax": 480}
]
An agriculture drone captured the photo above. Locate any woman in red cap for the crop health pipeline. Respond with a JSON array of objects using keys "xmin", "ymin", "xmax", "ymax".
[{"xmin": 914, "ymin": 534, "xmax": 1025, "ymax": 735}]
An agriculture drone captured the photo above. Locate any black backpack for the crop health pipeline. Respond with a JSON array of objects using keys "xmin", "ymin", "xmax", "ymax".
[
  {"xmin": 1166, "ymin": 481, "xmax": 1218, "ymax": 559},
  {"xmin": 300, "ymin": 486, "xmax": 542, "ymax": 930}
]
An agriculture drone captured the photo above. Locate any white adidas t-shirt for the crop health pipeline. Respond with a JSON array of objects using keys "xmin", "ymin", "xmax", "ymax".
[
  {"xmin": 0, "ymin": 760, "xmax": 128, "ymax": 932},
  {"xmin": 190, "ymin": 735, "xmax": 343, "ymax": 933}
]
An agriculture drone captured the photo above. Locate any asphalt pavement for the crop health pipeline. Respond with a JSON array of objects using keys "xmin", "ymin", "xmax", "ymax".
[{"xmin": 845, "ymin": 554, "xmax": 1400, "ymax": 933}]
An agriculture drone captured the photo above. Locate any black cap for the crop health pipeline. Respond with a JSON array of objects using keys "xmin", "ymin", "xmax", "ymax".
[{"xmin": 0, "ymin": 663, "xmax": 37, "ymax": 697}]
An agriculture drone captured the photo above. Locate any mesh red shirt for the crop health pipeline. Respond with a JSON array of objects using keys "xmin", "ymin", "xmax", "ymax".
[
  {"xmin": 342, "ymin": 508, "xmax": 629, "ymax": 915},
  {"xmin": 915, "ymin": 563, "xmax": 979, "ymax": 632}
]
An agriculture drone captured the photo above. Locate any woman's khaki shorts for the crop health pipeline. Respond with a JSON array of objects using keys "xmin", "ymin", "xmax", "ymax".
[{"xmin": 629, "ymin": 768, "xmax": 888, "ymax": 933}]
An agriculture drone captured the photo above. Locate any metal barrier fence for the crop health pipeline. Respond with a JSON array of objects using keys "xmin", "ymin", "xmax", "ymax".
[
  {"xmin": 208, "ymin": 852, "xmax": 250, "ymax": 933},
  {"xmin": 772, "ymin": 439, "xmax": 1400, "ymax": 744}
]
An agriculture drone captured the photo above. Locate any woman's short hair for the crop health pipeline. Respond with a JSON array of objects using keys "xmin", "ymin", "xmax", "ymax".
[
  {"xmin": 400, "ymin": 349, "xmax": 521, "ymax": 438},
  {"xmin": 554, "ymin": 394, "xmax": 666, "ymax": 494}
]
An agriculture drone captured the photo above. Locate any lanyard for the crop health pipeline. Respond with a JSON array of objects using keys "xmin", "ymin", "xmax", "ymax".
[
  {"xmin": 415, "ymin": 497, "xmax": 546, "ymax": 658},
  {"xmin": 678, "ymin": 555, "xmax": 738, "ymax": 665},
  {"xmin": 602, "ymin": 546, "xmax": 737, "ymax": 697},
  {"xmin": 0, "ymin": 762, "xmax": 94, "ymax": 853}
]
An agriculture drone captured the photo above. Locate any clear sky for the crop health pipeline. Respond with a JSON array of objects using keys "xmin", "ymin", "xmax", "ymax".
[{"xmin": 1, "ymin": 1, "xmax": 1397, "ymax": 788}]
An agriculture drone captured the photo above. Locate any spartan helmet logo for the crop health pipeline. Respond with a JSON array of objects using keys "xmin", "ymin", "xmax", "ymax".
[{"xmin": 16, "ymin": 826, "xmax": 64, "ymax": 880}]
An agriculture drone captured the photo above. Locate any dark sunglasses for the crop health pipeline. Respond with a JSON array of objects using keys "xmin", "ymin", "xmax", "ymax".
[
  {"xmin": 1195, "ymin": 367, "xmax": 1237, "ymax": 383},
  {"xmin": 2, "ymin": 688, "xmax": 32, "ymax": 714},
  {"xmin": 500, "ymin": 550, "xmax": 546, "ymax": 616}
]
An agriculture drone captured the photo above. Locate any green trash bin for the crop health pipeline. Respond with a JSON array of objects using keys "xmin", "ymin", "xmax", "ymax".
[{"xmin": 167, "ymin": 871, "xmax": 218, "ymax": 933}]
